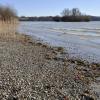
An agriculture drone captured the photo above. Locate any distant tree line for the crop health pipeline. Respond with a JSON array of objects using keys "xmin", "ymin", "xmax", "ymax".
[
  {"xmin": 60, "ymin": 8, "xmax": 90, "ymax": 22},
  {"xmin": 19, "ymin": 8, "xmax": 100, "ymax": 22},
  {"xmin": 90, "ymin": 16, "xmax": 100, "ymax": 21},
  {"xmin": 19, "ymin": 16, "xmax": 53, "ymax": 21},
  {"xmin": 0, "ymin": 5, "xmax": 17, "ymax": 21}
]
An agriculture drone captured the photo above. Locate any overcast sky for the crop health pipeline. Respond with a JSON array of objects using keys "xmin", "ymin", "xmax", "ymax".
[{"xmin": 0, "ymin": 0, "xmax": 100, "ymax": 16}]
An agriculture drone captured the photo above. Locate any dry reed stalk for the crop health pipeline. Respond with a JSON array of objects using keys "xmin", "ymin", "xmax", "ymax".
[{"xmin": 0, "ymin": 19, "xmax": 19, "ymax": 39}]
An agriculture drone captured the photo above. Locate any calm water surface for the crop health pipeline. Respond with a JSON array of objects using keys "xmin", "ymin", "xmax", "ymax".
[{"xmin": 18, "ymin": 21, "xmax": 100, "ymax": 62}]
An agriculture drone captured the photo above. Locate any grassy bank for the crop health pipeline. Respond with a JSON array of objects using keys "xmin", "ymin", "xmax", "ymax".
[{"xmin": 0, "ymin": 33, "xmax": 99, "ymax": 100}]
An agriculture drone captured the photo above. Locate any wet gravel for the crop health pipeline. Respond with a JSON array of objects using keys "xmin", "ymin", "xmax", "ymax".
[{"xmin": 0, "ymin": 33, "xmax": 99, "ymax": 100}]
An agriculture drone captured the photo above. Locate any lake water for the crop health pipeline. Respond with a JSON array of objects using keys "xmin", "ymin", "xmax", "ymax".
[{"xmin": 18, "ymin": 21, "xmax": 100, "ymax": 62}]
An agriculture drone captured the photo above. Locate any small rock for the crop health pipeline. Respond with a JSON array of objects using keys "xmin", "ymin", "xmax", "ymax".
[{"xmin": 80, "ymin": 90, "xmax": 94, "ymax": 100}]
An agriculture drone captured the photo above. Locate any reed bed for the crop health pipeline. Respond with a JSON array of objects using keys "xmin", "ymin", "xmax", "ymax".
[
  {"xmin": 0, "ymin": 19, "xmax": 19, "ymax": 39},
  {"xmin": 0, "ymin": 5, "xmax": 18, "ymax": 38}
]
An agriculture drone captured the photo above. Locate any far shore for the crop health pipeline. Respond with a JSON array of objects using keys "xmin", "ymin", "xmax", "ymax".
[{"xmin": 0, "ymin": 32, "xmax": 99, "ymax": 100}]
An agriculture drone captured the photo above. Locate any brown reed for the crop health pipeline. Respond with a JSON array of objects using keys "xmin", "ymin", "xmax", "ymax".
[
  {"xmin": 0, "ymin": 5, "xmax": 18, "ymax": 39},
  {"xmin": 0, "ymin": 19, "xmax": 19, "ymax": 39}
]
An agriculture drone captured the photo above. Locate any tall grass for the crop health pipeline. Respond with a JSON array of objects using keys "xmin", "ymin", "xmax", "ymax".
[{"xmin": 0, "ymin": 5, "xmax": 18, "ymax": 38}]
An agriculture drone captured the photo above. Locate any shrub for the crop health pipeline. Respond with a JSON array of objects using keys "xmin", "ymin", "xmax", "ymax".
[{"xmin": 0, "ymin": 5, "xmax": 17, "ymax": 21}]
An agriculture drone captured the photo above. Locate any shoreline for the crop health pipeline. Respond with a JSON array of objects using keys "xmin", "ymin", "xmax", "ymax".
[
  {"xmin": 18, "ymin": 21, "xmax": 100, "ymax": 63},
  {"xmin": 0, "ymin": 33, "xmax": 99, "ymax": 99}
]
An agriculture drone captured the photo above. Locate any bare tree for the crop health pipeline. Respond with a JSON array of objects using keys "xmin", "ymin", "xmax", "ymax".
[
  {"xmin": 71, "ymin": 8, "xmax": 81, "ymax": 16},
  {"xmin": 61, "ymin": 8, "xmax": 71, "ymax": 16},
  {"xmin": 61, "ymin": 8, "xmax": 90, "ymax": 22}
]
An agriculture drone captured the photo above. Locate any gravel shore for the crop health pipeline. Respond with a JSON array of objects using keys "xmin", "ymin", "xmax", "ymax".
[{"xmin": 0, "ymin": 33, "xmax": 99, "ymax": 100}]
